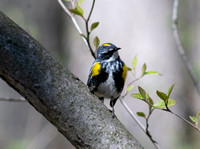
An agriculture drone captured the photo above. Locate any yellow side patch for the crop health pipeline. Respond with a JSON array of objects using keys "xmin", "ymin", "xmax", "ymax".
[
  {"xmin": 102, "ymin": 43, "xmax": 111, "ymax": 47},
  {"xmin": 91, "ymin": 62, "xmax": 101, "ymax": 78},
  {"xmin": 122, "ymin": 64, "xmax": 127, "ymax": 83}
]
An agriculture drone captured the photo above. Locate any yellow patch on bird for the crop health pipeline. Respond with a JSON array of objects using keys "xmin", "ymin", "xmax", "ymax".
[
  {"xmin": 122, "ymin": 64, "xmax": 127, "ymax": 83},
  {"xmin": 102, "ymin": 43, "xmax": 111, "ymax": 47},
  {"xmin": 91, "ymin": 62, "xmax": 101, "ymax": 78}
]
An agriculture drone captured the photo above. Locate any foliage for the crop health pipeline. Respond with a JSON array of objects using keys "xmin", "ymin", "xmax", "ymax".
[
  {"xmin": 66, "ymin": 0, "xmax": 99, "ymax": 58},
  {"xmin": 189, "ymin": 112, "xmax": 200, "ymax": 127}
]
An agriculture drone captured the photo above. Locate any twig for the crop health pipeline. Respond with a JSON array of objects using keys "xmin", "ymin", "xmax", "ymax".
[
  {"xmin": 145, "ymin": 109, "xmax": 157, "ymax": 144},
  {"xmin": 148, "ymin": 100, "xmax": 200, "ymax": 132},
  {"xmin": 58, "ymin": 0, "xmax": 89, "ymax": 48},
  {"xmin": 85, "ymin": 0, "xmax": 96, "ymax": 59},
  {"xmin": 0, "ymin": 97, "xmax": 26, "ymax": 102},
  {"xmin": 122, "ymin": 76, "xmax": 142, "ymax": 98},
  {"xmin": 146, "ymin": 100, "xmax": 200, "ymax": 133},
  {"xmin": 171, "ymin": 0, "xmax": 200, "ymax": 130},
  {"xmin": 58, "ymin": 0, "xmax": 96, "ymax": 59},
  {"xmin": 172, "ymin": 0, "xmax": 200, "ymax": 95},
  {"xmin": 119, "ymin": 97, "xmax": 145, "ymax": 130},
  {"xmin": 165, "ymin": 109, "xmax": 200, "ymax": 132},
  {"xmin": 120, "ymin": 73, "xmax": 159, "ymax": 148},
  {"xmin": 119, "ymin": 97, "xmax": 159, "ymax": 149}
]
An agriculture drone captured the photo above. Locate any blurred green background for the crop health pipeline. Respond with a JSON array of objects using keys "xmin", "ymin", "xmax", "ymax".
[{"xmin": 0, "ymin": 0, "xmax": 200, "ymax": 149}]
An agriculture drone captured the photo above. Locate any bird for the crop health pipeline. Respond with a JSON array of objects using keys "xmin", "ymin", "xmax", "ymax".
[{"xmin": 87, "ymin": 43, "xmax": 127, "ymax": 117}]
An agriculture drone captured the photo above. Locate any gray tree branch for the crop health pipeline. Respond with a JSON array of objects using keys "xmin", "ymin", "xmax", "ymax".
[
  {"xmin": 0, "ymin": 10, "xmax": 143, "ymax": 149},
  {"xmin": 172, "ymin": 0, "xmax": 200, "ymax": 95}
]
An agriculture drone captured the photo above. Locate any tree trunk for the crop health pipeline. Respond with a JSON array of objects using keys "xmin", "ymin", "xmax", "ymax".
[{"xmin": 0, "ymin": 10, "xmax": 143, "ymax": 149}]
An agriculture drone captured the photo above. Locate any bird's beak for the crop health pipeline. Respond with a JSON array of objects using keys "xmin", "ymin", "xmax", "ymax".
[{"xmin": 115, "ymin": 47, "xmax": 121, "ymax": 51}]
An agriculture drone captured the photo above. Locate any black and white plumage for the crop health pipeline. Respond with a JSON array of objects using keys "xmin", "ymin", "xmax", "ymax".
[{"xmin": 87, "ymin": 43, "xmax": 127, "ymax": 117}]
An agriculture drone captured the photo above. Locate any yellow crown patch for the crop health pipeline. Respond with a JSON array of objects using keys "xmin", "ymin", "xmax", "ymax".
[{"xmin": 102, "ymin": 43, "xmax": 111, "ymax": 47}]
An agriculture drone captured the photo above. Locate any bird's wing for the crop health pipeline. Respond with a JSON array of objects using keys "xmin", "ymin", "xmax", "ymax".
[
  {"xmin": 122, "ymin": 63, "xmax": 127, "ymax": 83},
  {"xmin": 87, "ymin": 61, "xmax": 101, "ymax": 92}
]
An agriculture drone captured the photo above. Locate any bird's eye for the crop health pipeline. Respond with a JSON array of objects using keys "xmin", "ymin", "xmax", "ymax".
[
  {"xmin": 109, "ymin": 48, "xmax": 113, "ymax": 51},
  {"xmin": 101, "ymin": 50, "xmax": 107, "ymax": 54}
]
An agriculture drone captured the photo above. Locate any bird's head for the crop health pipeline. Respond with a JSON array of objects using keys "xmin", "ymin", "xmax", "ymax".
[{"xmin": 96, "ymin": 43, "xmax": 121, "ymax": 61}]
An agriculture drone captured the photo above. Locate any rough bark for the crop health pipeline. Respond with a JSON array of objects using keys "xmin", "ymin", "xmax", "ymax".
[{"xmin": 0, "ymin": 10, "xmax": 143, "ymax": 149}]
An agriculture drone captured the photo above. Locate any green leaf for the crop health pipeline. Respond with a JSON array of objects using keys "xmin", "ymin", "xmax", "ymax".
[
  {"xmin": 137, "ymin": 112, "xmax": 146, "ymax": 118},
  {"xmin": 90, "ymin": 22, "xmax": 99, "ymax": 32},
  {"xmin": 132, "ymin": 56, "xmax": 137, "ymax": 69},
  {"xmin": 131, "ymin": 93, "xmax": 144, "ymax": 100},
  {"xmin": 197, "ymin": 112, "xmax": 200, "ymax": 121},
  {"xmin": 127, "ymin": 67, "xmax": 132, "ymax": 71},
  {"xmin": 75, "ymin": 0, "xmax": 78, "ymax": 7},
  {"xmin": 147, "ymin": 96, "xmax": 154, "ymax": 105},
  {"xmin": 69, "ymin": 8, "xmax": 83, "ymax": 17},
  {"xmin": 127, "ymin": 85, "xmax": 134, "ymax": 92},
  {"xmin": 80, "ymin": 34, "xmax": 87, "ymax": 40},
  {"xmin": 167, "ymin": 84, "xmax": 175, "ymax": 98},
  {"xmin": 78, "ymin": 0, "xmax": 84, "ymax": 5},
  {"xmin": 93, "ymin": 36, "xmax": 100, "ymax": 49},
  {"xmin": 141, "ymin": 63, "xmax": 146, "ymax": 76},
  {"xmin": 153, "ymin": 99, "xmax": 176, "ymax": 109},
  {"xmin": 77, "ymin": 5, "xmax": 84, "ymax": 16},
  {"xmin": 168, "ymin": 99, "xmax": 176, "ymax": 107},
  {"xmin": 153, "ymin": 100, "xmax": 165, "ymax": 109},
  {"xmin": 64, "ymin": 0, "xmax": 71, "ymax": 1},
  {"xmin": 144, "ymin": 71, "xmax": 162, "ymax": 75},
  {"xmin": 189, "ymin": 116, "xmax": 198, "ymax": 123},
  {"xmin": 138, "ymin": 86, "xmax": 146, "ymax": 99},
  {"xmin": 156, "ymin": 90, "xmax": 168, "ymax": 101}
]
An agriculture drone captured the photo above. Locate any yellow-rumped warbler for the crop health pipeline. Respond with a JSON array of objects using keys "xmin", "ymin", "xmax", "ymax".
[{"xmin": 87, "ymin": 43, "xmax": 127, "ymax": 117}]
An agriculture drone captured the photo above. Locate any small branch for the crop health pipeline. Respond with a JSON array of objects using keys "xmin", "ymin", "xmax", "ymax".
[
  {"xmin": 172, "ymin": 0, "xmax": 200, "ymax": 95},
  {"xmin": 58, "ymin": 0, "xmax": 96, "ymax": 59},
  {"xmin": 122, "ymin": 76, "xmax": 142, "ymax": 98},
  {"xmin": 119, "ymin": 98, "xmax": 159, "ymax": 149},
  {"xmin": 145, "ymin": 101, "xmax": 200, "ymax": 133},
  {"xmin": 138, "ymin": 97, "xmax": 200, "ymax": 136},
  {"xmin": 142, "ymin": 100, "xmax": 200, "ymax": 133},
  {"xmin": 119, "ymin": 97, "xmax": 145, "ymax": 130},
  {"xmin": 85, "ymin": 20, "xmax": 96, "ymax": 59},
  {"xmin": 87, "ymin": 0, "xmax": 96, "ymax": 23},
  {"xmin": 145, "ymin": 109, "xmax": 157, "ymax": 145},
  {"xmin": 121, "ymin": 74, "xmax": 160, "ymax": 148},
  {"xmin": 85, "ymin": 0, "xmax": 96, "ymax": 59},
  {"xmin": 166, "ymin": 109, "xmax": 200, "ymax": 133},
  {"xmin": 58, "ymin": 0, "xmax": 89, "ymax": 48},
  {"xmin": 0, "ymin": 97, "xmax": 26, "ymax": 102}
]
